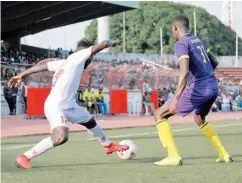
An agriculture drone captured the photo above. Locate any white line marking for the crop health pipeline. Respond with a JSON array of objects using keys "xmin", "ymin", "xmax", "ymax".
[
  {"xmin": 1, "ymin": 144, "xmax": 36, "ymax": 150},
  {"xmin": 2, "ymin": 123, "xmax": 242, "ymax": 150},
  {"xmin": 84, "ymin": 123, "xmax": 242, "ymax": 141}
]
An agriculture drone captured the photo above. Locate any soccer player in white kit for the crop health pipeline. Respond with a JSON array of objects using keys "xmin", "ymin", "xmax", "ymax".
[{"xmin": 8, "ymin": 38, "xmax": 129, "ymax": 169}]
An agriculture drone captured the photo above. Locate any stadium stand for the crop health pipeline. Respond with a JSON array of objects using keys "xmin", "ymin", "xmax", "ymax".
[
  {"xmin": 1, "ymin": 1, "xmax": 137, "ymax": 40},
  {"xmin": 1, "ymin": 1, "xmax": 241, "ymax": 117},
  {"xmin": 215, "ymin": 67, "xmax": 242, "ymax": 86}
]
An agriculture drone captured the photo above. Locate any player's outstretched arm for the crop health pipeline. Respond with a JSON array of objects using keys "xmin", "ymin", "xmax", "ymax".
[
  {"xmin": 8, "ymin": 58, "xmax": 57, "ymax": 88},
  {"xmin": 90, "ymin": 39, "xmax": 121, "ymax": 56},
  {"xmin": 207, "ymin": 49, "xmax": 218, "ymax": 70}
]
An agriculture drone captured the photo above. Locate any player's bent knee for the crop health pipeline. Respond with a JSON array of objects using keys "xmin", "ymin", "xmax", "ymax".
[
  {"xmin": 154, "ymin": 110, "xmax": 160, "ymax": 120},
  {"xmin": 79, "ymin": 118, "xmax": 97, "ymax": 129}
]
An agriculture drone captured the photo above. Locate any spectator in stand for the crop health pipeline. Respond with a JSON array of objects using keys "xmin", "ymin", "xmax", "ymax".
[
  {"xmin": 12, "ymin": 85, "xmax": 18, "ymax": 113},
  {"xmin": 3, "ymin": 81, "xmax": 15, "ymax": 115},
  {"xmin": 83, "ymin": 86, "xmax": 100, "ymax": 115},
  {"xmin": 211, "ymin": 102, "xmax": 218, "ymax": 112},
  {"xmin": 158, "ymin": 90, "xmax": 166, "ymax": 107},
  {"xmin": 235, "ymin": 95, "xmax": 242, "ymax": 108},
  {"xmin": 20, "ymin": 80, "xmax": 28, "ymax": 113},
  {"xmin": 91, "ymin": 89, "xmax": 101, "ymax": 116},
  {"xmin": 23, "ymin": 58, "xmax": 29, "ymax": 65},
  {"xmin": 142, "ymin": 79, "xmax": 151, "ymax": 94},
  {"xmin": 76, "ymin": 87, "xmax": 87, "ymax": 109},
  {"xmin": 69, "ymin": 49, "xmax": 73, "ymax": 55},
  {"xmin": 221, "ymin": 90, "xmax": 226, "ymax": 99},
  {"xmin": 129, "ymin": 79, "xmax": 136, "ymax": 90},
  {"xmin": 167, "ymin": 88, "xmax": 174, "ymax": 100},
  {"xmin": 235, "ymin": 95, "xmax": 242, "ymax": 102},
  {"xmin": 225, "ymin": 93, "xmax": 233, "ymax": 111},
  {"xmin": 143, "ymin": 91, "xmax": 155, "ymax": 115},
  {"xmin": 119, "ymin": 77, "xmax": 126, "ymax": 89},
  {"xmin": 14, "ymin": 55, "xmax": 21, "ymax": 63},
  {"xmin": 163, "ymin": 87, "xmax": 168, "ymax": 97},
  {"xmin": 215, "ymin": 96, "xmax": 222, "ymax": 111},
  {"xmin": 10, "ymin": 53, "xmax": 15, "ymax": 63},
  {"xmin": 93, "ymin": 88, "xmax": 107, "ymax": 116}
]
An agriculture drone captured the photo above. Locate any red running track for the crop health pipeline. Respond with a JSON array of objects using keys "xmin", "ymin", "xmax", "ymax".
[{"xmin": 1, "ymin": 112, "xmax": 242, "ymax": 137}]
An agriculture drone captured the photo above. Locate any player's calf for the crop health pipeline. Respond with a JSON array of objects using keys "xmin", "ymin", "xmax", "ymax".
[
  {"xmin": 16, "ymin": 126, "xmax": 69, "ymax": 169},
  {"xmin": 153, "ymin": 105, "xmax": 181, "ymax": 165},
  {"xmin": 196, "ymin": 114, "xmax": 233, "ymax": 163},
  {"xmin": 194, "ymin": 114, "xmax": 205, "ymax": 127},
  {"xmin": 51, "ymin": 126, "xmax": 69, "ymax": 146},
  {"xmin": 79, "ymin": 118, "xmax": 129, "ymax": 153}
]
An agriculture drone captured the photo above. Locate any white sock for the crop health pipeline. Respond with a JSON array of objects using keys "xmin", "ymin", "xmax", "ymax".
[
  {"xmin": 24, "ymin": 137, "xmax": 54, "ymax": 159},
  {"xmin": 87, "ymin": 125, "xmax": 111, "ymax": 146}
]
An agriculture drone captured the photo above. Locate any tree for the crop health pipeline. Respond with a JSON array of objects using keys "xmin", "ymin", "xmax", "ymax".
[
  {"xmin": 85, "ymin": 20, "xmax": 97, "ymax": 43},
  {"xmin": 85, "ymin": 1, "xmax": 242, "ymax": 56}
]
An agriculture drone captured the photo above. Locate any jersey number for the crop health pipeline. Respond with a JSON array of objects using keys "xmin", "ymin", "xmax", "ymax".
[
  {"xmin": 61, "ymin": 116, "xmax": 67, "ymax": 123},
  {"xmin": 52, "ymin": 69, "xmax": 64, "ymax": 87},
  {"xmin": 197, "ymin": 45, "xmax": 209, "ymax": 63}
]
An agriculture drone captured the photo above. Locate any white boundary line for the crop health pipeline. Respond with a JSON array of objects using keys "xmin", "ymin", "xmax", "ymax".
[
  {"xmin": 84, "ymin": 123, "xmax": 242, "ymax": 141},
  {"xmin": 1, "ymin": 123, "xmax": 242, "ymax": 150}
]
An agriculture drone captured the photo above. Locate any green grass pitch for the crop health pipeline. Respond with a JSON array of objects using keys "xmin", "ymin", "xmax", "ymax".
[{"xmin": 2, "ymin": 120, "xmax": 242, "ymax": 183}]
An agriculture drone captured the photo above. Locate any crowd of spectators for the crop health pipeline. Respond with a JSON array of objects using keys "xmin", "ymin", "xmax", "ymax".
[
  {"xmin": 1, "ymin": 46, "xmax": 68, "ymax": 83},
  {"xmin": 76, "ymin": 86, "xmax": 108, "ymax": 117},
  {"xmin": 142, "ymin": 79, "xmax": 242, "ymax": 116},
  {"xmin": 1, "ymin": 46, "xmax": 48, "ymax": 65},
  {"xmin": 212, "ymin": 88, "xmax": 242, "ymax": 112},
  {"xmin": 1, "ymin": 46, "xmax": 242, "ymax": 116},
  {"xmin": 2, "ymin": 80, "xmax": 27, "ymax": 115}
]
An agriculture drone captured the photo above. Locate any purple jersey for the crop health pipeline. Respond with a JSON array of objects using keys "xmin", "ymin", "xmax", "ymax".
[{"xmin": 174, "ymin": 34, "xmax": 218, "ymax": 89}]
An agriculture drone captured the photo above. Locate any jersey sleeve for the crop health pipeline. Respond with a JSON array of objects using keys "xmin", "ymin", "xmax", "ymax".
[
  {"xmin": 46, "ymin": 60, "xmax": 66, "ymax": 72},
  {"xmin": 174, "ymin": 42, "xmax": 189, "ymax": 61},
  {"xmin": 68, "ymin": 46, "xmax": 93, "ymax": 65}
]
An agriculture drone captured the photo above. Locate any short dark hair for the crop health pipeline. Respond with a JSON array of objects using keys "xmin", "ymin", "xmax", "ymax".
[
  {"xmin": 173, "ymin": 15, "xmax": 189, "ymax": 29},
  {"xmin": 76, "ymin": 38, "xmax": 94, "ymax": 50}
]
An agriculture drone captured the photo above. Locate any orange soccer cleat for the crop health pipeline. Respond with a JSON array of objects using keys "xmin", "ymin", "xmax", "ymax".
[
  {"xmin": 15, "ymin": 154, "xmax": 32, "ymax": 169},
  {"xmin": 104, "ymin": 143, "xmax": 129, "ymax": 154}
]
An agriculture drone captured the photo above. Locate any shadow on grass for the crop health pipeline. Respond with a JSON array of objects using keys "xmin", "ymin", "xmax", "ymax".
[
  {"xmin": 134, "ymin": 154, "xmax": 242, "ymax": 164},
  {"xmin": 2, "ymin": 155, "xmax": 242, "ymax": 174}
]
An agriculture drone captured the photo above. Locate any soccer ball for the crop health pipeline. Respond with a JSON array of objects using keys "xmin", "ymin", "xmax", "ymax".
[{"xmin": 117, "ymin": 140, "xmax": 138, "ymax": 160}]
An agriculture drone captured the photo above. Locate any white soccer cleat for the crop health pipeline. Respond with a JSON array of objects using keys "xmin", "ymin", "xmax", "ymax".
[
  {"xmin": 216, "ymin": 155, "xmax": 233, "ymax": 163},
  {"xmin": 154, "ymin": 157, "xmax": 183, "ymax": 166}
]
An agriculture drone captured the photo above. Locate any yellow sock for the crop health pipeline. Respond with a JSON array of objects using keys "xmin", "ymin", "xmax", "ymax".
[
  {"xmin": 201, "ymin": 122, "xmax": 228, "ymax": 156},
  {"xmin": 156, "ymin": 119, "xmax": 180, "ymax": 158}
]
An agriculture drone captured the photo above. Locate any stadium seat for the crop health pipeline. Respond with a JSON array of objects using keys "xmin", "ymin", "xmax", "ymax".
[{"xmin": 128, "ymin": 97, "xmax": 141, "ymax": 116}]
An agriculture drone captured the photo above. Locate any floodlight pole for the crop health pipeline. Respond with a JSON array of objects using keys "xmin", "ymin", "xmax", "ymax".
[
  {"xmin": 194, "ymin": 11, "xmax": 197, "ymax": 36},
  {"xmin": 123, "ymin": 12, "xmax": 126, "ymax": 54},
  {"xmin": 160, "ymin": 28, "xmax": 163, "ymax": 55}
]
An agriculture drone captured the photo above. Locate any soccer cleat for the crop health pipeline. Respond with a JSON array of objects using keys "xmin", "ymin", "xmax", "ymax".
[
  {"xmin": 154, "ymin": 157, "xmax": 183, "ymax": 166},
  {"xmin": 15, "ymin": 154, "xmax": 32, "ymax": 169},
  {"xmin": 104, "ymin": 143, "xmax": 129, "ymax": 154},
  {"xmin": 216, "ymin": 155, "xmax": 233, "ymax": 163}
]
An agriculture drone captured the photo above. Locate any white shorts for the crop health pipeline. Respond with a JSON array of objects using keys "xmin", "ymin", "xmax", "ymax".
[{"xmin": 44, "ymin": 104, "xmax": 92, "ymax": 132}]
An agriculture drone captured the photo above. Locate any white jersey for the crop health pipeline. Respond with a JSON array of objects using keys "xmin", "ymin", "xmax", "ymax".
[{"xmin": 45, "ymin": 46, "xmax": 92, "ymax": 109}]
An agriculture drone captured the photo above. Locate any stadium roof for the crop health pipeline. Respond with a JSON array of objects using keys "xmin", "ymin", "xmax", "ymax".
[{"xmin": 1, "ymin": 1, "xmax": 138, "ymax": 40}]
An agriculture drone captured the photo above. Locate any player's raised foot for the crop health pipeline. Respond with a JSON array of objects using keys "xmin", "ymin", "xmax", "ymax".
[
  {"xmin": 104, "ymin": 143, "xmax": 129, "ymax": 154},
  {"xmin": 216, "ymin": 155, "xmax": 233, "ymax": 163},
  {"xmin": 15, "ymin": 154, "xmax": 32, "ymax": 169},
  {"xmin": 154, "ymin": 157, "xmax": 183, "ymax": 166}
]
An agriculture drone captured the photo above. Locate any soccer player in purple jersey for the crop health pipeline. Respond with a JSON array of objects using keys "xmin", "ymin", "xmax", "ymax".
[{"xmin": 153, "ymin": 15, "xmax": 233, "ymax": 166}]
